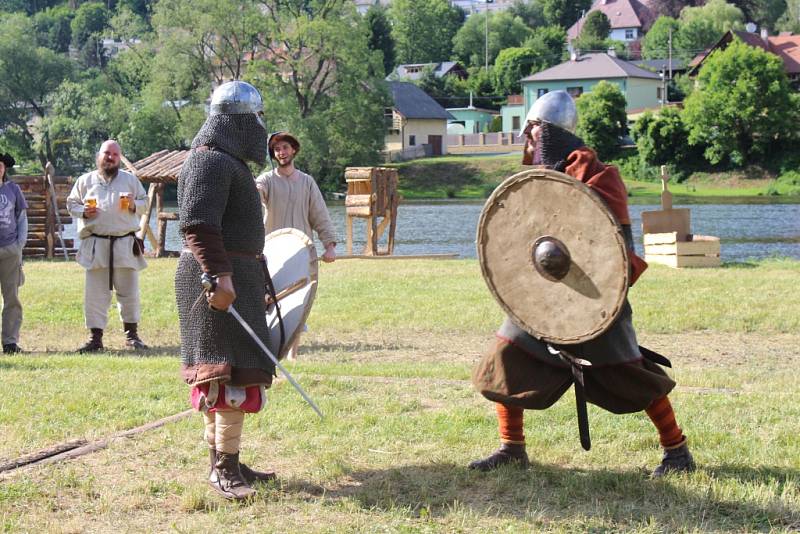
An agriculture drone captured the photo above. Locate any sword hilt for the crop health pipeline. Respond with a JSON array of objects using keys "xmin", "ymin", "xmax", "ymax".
[{"xmin": 201, "ymin": 273, "xmax": 217, "ymax": 292}]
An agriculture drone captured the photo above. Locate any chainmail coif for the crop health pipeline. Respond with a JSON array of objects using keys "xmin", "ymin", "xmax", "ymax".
[
  {"xmin": 539, "ymin": 122, "xmax": 585, "ymax": 171},
  {"xmin": 191, "ymin": 113, "xmax": 268, "ymax": 167},
  {"xmin": 176, "ymin": 112, "xmax": 273, "ymax": 383}
]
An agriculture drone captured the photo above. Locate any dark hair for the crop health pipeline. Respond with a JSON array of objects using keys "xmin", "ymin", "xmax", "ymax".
[{"xmin": 0, "ymin": 153, "xmax": 15, "ymax": 181}]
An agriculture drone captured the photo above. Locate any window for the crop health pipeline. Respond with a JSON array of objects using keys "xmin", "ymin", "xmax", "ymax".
[
  {"xmin": 512, "ymin": 115, "xmax": 521, "ymax": 131},
  {"xmin": 537, "ymin": 88, "xmax": 549, "ymax": 97},
  {"xmin": 625, "ymin": 29, "xmax": 635, "ymax": 40},
  {"xmin": 409, "ymin": 135, "xmax": 416, "ymax": 146},
  {"xmin": 567, "ymin": 86, "xmax": 583, "ymax": 98}
]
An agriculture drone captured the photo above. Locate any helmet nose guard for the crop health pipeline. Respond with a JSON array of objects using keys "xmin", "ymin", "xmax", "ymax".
[
  {"xmin": 519, "ymin": 90, "xmax": 577, "ymax": 137},
  {"xmin": 210, "ymin": 81, "xmax": 263, "ymax": 115}
]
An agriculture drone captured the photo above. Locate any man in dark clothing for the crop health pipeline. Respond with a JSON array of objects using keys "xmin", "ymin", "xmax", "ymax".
[
  {"xmin": 470, "ymin": 90, "xmax": 695, "ymax": 478},
  {"xmin": 176, "ymin": 80, "xmax": 275, "ymax": 501}
]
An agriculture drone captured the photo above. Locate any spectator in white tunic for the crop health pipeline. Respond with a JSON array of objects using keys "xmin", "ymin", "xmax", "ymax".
[
  {"xmin": 255, "ymin": 132, "xmax": 336, "ymax": 360},
  {"xmin": 66, "ymin": 140, "xmax": 149, "ymax": 353}
]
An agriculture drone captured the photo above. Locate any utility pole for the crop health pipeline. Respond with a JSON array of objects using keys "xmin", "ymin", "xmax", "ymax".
[
  {"xmin": 668, "ymin": 27, "xmax": 673, "ymax": 80},
  {"xmin": 485, "ymin": 6, "xmax": 489, "ymax": 70}
]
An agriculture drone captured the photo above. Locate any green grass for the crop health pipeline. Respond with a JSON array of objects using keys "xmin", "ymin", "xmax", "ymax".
[
  {"xmin": 389, "ymin": 154, "xmax": 800, "ymax": 200},
  {"xmin": 1, "ymin": 258, "xmax": 799, "ymax": 531}
]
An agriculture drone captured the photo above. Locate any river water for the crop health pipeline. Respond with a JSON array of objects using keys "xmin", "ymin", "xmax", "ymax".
[{"xmin": 67, "ymin": 199, "xmax": 800, "ymax": 262}]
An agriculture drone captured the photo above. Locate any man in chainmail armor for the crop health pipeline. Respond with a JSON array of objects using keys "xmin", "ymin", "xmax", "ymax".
[
  {"xmin": 470, "ymin": 90, "xmax": 696, "ymax": 477},
  {"xmin": 176, "ymin": 81, "xmax": 276, "ymax": 501}
]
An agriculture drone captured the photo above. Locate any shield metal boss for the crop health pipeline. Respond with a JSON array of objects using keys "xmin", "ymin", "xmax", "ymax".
[
  {"xmin": 477, "ymin": 169, "xmax": 629, "ymax": 344},
  {"xmin": 263, "ymin": 228, "xmax": 318, "ymax": 360}
]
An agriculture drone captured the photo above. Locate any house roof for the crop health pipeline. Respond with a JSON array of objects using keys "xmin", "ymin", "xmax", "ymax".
[
  {"xmin": 521, "ymin": 53, "xmax": 661, "ymax": 82},
  {"xmin": 689, "ymin": 30, "xmax": 800, "ymax": 76},
  {"xmin": 567, "ymin": 0, "xmax": 656, "ymax": 41},
  {"xmin": 125, "ymin": 149, "xmax": 189, "ymax": 184},
  {"xmin": 388, "ymin": 82, "xmax": 454, "ymax": 120},
  {"xmin": 389, "ymin": 61, "xmax": 465, "ymax": 81},
  {"xmin": 632, "ymin": 58, "xmax": 688, "ymax": 73}
]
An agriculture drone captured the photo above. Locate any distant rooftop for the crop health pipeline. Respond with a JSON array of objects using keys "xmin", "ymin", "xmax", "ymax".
[
  {"xmin": 388, "ymin": 82, "xmax": 455, "ymax": 120},
  {"xmin": 522, "ymin": 53, "xmax": 660, "ymax": 82}
]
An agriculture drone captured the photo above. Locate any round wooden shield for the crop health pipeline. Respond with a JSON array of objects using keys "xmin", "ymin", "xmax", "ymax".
[
  {"xmin": 477, "ymin": 169, "xmax": 629, "ymax": 344},
  {"xmin": 263, "ymin": 228, "xmax": 318, "ymax": 360}
]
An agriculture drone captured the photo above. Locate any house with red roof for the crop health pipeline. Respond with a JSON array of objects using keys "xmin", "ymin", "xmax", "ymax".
[
  {"xmin": 689, "ymin": 29, "xmax": 800, "ymax": 87},
  {"xmin": 568, "ymin": 0, "xmax": 657, "ymax": 45}
]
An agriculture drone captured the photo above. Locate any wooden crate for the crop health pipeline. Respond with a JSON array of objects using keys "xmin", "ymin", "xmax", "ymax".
[{"xmin": 644, "ymin": 232, "xmax": 721, "ymax": 268}]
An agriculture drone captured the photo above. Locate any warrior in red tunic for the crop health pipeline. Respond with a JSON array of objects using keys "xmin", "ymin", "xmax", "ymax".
[{"xmin": 470, "ymin": 91, "xmax": 696, "ymax": 477}]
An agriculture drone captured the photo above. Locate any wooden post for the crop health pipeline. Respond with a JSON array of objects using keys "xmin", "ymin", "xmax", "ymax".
[
  {"xmin": 660, "ymin": 165, "xmax": 673, "ymax": 211},
  {"xmin": 346, "ymin": 215, "xmax": 353, "ymax": 255},
  {"xmin": 43, "ymin": 170, "xmax": 54, "ymax": 259},
  {"xmin": 138, "ymin": 183, "xmax": 159, "ymax": 251},
  {"xmin": 155, "ymin": 183, "xmax": 166, "ymax": 257}
]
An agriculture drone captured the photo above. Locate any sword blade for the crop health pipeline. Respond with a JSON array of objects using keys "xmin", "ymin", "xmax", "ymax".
[
  {"xmin": 227, "ymin": 306, "xmax": 324, "ymax": 419},
  {"xmin": 574, "ymin": 381, "xmax": 591, "ymax": 451}
]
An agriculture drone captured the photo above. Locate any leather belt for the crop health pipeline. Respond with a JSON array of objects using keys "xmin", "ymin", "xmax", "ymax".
[{"xmin": 91, "ymin": 232, "xmax": 136, "ymax": 290}]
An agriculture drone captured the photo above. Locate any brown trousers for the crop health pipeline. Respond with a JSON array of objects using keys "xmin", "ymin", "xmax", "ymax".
[{"xmin": 473, "ymin": 338, "xmax": 676, "ymax": 414}]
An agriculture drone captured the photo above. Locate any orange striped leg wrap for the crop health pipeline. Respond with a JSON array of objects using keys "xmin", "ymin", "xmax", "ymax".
[
  {"xmin": 645, "ymin": 396, "xmax": 685, "ymax": 448},
  {"xmin": 496, "ymin": 403, "xmax": 525, "ymax": 445}
]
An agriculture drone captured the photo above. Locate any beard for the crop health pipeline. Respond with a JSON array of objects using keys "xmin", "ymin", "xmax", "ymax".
[
  {"xmin": 276, "ymin": 154, "xmax": 294, "ymax": 169},
  {"xmin": 99, "ymin": 161, "xmax": 120, "ymax": 178}
]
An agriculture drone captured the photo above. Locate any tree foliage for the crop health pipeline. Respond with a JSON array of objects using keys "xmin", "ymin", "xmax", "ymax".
[
  {"xmin": 389, "ymin": 0, "xmax": 464, "ymax": 64},
  {"xmin": 674, "ymin": 0, "xmax": 744, "ymax": 57},
  {"xmin": 33, "ymin": 5, "xmax": 74, "ymax": 53},
  {"xmin": 575, "ymin": 11, "xmax": 612, "ymax": 52},
  {"xmin": 0, "ymin": 13, "xmax": 74, "ymax": 167},
  {"xmin": 776, "ymin": 0, "xmax": 800, "ymax": 33},
  {"xmin": 541, "ymin": 0, "xmax": 592, "ymax": 29},
  {"xmin": 641, "ymin": 16, "xmax": 681, "ymax": 59},
  {"xmin": 683, "ymin": 39, "xmax": 799, "ymax": 166},
  {"xmin": 364, "ymin": 4, "xmax": 395, "ymax": 76},
  {"xmin": 632, "ymin": 107, "xmax": 698, "ymax": 167},
  {"xmin": 452, "ymin": 11, "xmax": 532, "ymax": 68},
  {"xmin": 508, "ymin": 0, "xmax": 545, "ymax": 28},
  {"xmin": 71, "ymin": 2, "xmax": 109, "ymax": 48},
  {"xmin": 494, "ymin": 47, "xmax": 539, "ymax": 95},
  {"xmin": 575, "ymin": 81, "xmax": 627, "ymax": 160}
]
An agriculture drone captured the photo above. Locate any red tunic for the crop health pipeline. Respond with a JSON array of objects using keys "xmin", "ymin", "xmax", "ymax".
[{"xmin": 564, "ymin": 147, "xmax": 648, "ymax": 285}]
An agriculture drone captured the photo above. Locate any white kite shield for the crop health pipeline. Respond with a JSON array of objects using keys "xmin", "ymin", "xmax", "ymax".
[
  {"xmin": 263, "ymin": 228, "xmax": 319, "ymax": 360},
  {"xmin": 477, "ymin": 168, "xmax": 630, "ymax": 344}
]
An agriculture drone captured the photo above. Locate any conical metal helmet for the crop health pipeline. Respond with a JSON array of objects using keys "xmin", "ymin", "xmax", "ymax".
[
  {"xmin": 209, "ymin": 80, "xmax": 263, "ymax": 115},
  {"xmin": 520, "ymin": 90, "xmax": 577, "ymax": 135}
]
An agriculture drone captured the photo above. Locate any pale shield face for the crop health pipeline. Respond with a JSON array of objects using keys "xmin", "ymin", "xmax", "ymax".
[
  {"xmin": 476, "ymin": 169, "xmax": 630, "ymax": 344},
  {"xmin": 263, "ymin": 228, "xmax": 318, "ymax": 359}
]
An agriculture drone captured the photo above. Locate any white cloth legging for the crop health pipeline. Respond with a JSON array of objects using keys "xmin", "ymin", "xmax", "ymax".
[
  {"xmin": 84, "ymin": 267, "xmax": 140, "ymax": 329},
  {"xmin": 203, "ymin": 409, "xmax": 245, "ymax": 454}
]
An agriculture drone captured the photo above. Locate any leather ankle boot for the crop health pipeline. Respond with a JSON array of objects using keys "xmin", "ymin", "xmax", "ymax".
[
  {"xmin": 209, "ymin": 451, "xmax": 256, "ymax": 501},
  {"xmin": 468, "ymin": 443, "xmax": 530, "ymax": 471},
  {"xmin": 239, "ymin": 457, "xmax": 277, "ymax": 484},
  {"xmin": 78, "ymin": 329, "xmax": 104, "ymax": 353},
  {"xmin": 123, "ymin": 323, "xmax": 148, "ymax": 350},
  {"xmin": 652, "ymin": 439, "xmax": 696, "ymax": 478}
]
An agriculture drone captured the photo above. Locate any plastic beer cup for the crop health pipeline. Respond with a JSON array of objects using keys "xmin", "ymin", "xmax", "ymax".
[{"xmin": 120, "ymin": 193, "xmax": 131, "ymax": 211}]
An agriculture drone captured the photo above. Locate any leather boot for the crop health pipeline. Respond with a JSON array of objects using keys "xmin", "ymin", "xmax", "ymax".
[
  {"xmin": 209, "ymin": 448, "xmax": 275, "ymax": 484},
  {"xmin": 468, "ymin": 443, "xmax": 530, "ymax": 471},
  {"xmin": 209, "ymin": 451, "xmax": 256, "ymax": 501},
  {"xmin": 78, "ymin": 328, "xmax": 104, "ymax": 353},
  {"xmin": 124, "ymin": 323, "xmax": 149, "ymax": 350},
  {"xmin": 652, "ymin": 439, "xmax": 696, "ymax": 478}
]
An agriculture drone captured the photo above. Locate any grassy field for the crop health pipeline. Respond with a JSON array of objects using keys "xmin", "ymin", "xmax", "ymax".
[
  {"xmin": 1, "ymin": 258, "xmax": 799, "ymax": 532},
  {"xmin": 389, "ymin": 154, "xmax": 800, "ymax": 200}
]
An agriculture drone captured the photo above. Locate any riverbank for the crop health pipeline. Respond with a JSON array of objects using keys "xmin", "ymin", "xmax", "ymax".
[
  {"xmin": 1, "ymin": 258, "xmax": 798, "ymax": 531},
  {"xmin": 389, "ymin": 154, "xmax": 800, "ymax": 200}
]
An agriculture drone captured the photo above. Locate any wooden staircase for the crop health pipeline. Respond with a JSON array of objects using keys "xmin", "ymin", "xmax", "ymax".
[{"xmin": 13, "ymin": 173, "xmax": 77, "ymax": 259}]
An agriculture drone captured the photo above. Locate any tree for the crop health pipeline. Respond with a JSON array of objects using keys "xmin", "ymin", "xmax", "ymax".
[
  {"xmin": 575, "ymin": 11, "xmax": 611, "ymax": 52},
  {"xmin": 390, "ymin": 0, "xmax": 464, "ymax": 64},
  {"xmin": 641, "ymin": 16, "xmax": 681, "ymax": 59},
  {"xmin": 494, "ymin": 47, "xmax": 539, "ymax": 95},
  {"xmin": 71, "ymin": 2, "xmax": 109, "ymax": 49},
  {"xmin": 541, "ymin": 0, "xmax": 592, "ymax": 29},
  {"xmin": 674, "ymin": 0, "xmax": 744, "ymax": 58},
  {"xmin": 33, "ymin": 5, "xmax": 74, "ymax": 53},
  {"xmin": 728, "ymin": 0, "xmax": 787, "ymax": 29},
  {"xmin": 522, "ymin": 25, "xmax": 567, "ymax": 68},
  {"xmin": 364, "ymin": 4, "xmax": 395, "ymax": 76},
  {"xmin": 776, "ymin": 0, "xmax": 800, "ymax": 33},
  {"xmin": 632, "ymin": 107, "xmax": 696, "ymax": 167},
  {"xmin": 683, "ymin": 39, "xmax": 798, "ymax": 166},
  {"xmin": 508, "ymin": 0, "xmax": 545, "ymax": 28},
  {"xmin": 575, "ymin": 81, "xmax": 627, "ymax": 159},
  {"xmin": 452, "ymin": 11, "xmax": 533, "ymax": 68},
  {"xmin": 0, "ymin": 13, "xmax": 74, "ymax": 167},
  {"xmin": 649, "ymin": 1, "xmax": 701, "ymax": 18}
]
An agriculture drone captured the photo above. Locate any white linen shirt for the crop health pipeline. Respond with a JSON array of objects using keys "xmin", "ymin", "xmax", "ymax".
[{"xmin": 66, "ymin": 169, "xmax": 148, "ymax": 271}]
